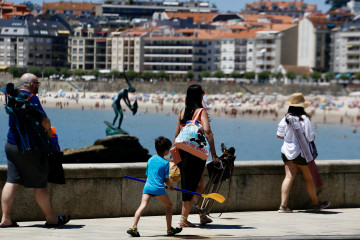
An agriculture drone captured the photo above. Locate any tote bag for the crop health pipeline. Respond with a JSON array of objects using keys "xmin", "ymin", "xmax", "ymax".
[{"xmin": 174, "ymin": 108, "xmax": 210, "ymax": 160}]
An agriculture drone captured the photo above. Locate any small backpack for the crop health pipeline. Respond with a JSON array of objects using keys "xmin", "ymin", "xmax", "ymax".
[{"xmin": 174, "ymin": 108, "xmax": 210, "ymax": 160}]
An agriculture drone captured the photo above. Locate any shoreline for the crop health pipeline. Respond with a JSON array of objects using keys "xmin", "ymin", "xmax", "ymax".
[{"xmin": 1, "ymin": 91, "xmax": 359, "ymax": 128}]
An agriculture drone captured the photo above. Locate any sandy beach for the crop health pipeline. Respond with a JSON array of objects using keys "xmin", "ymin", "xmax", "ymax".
[{"xmin": 1, "ymin": 91, "xmax": 359, "ymax": 128}]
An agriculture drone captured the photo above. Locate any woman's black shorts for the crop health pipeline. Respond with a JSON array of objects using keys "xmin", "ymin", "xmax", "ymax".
[{"xmin": 281, "ymin": 153, "xmax": 307, "ymax": 166}]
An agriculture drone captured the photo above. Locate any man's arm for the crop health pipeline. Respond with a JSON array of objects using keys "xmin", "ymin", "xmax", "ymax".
[{"xmin": 41, "ymin": 117, "xmax": 52, "ymax": 138}]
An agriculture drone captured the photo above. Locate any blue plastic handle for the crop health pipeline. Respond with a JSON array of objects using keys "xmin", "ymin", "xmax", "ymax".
[{"xmin": 125, "ymin": 175, "xmax": 202, "ymax": 196}]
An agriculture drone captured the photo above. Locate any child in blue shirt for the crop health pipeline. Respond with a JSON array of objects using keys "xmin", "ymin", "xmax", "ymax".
[{"xmin": 127, "ymin": 136, "xmax": 182, "ymax": 237}]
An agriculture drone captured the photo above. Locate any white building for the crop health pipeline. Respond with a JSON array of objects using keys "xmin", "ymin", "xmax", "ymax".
[{"xmin": 331, "ymin": 18, "xmax": 360, "ymax": 74}]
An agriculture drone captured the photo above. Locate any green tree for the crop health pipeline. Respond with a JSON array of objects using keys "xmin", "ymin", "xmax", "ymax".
[
  {"xmin": 310, "ymin": 71, "xmax": 322, "ymax": 84},
  {"xmin": 73, "ymin": 69, "xmax": 86, "ymax": 77},
  {"xmin": 339, "ymin": 73, "xmax": 349, "ymax": 81},
  {"xmin": 157, "ymin": 70, "xmax": 169, "ymax": 81},
  {"xmin": 185, "ymin": 70, "xmax": 194, "ymax": 80},
  {"xmin": 200, "ymin": 71, "xmax": 211, "ymax": 78},
  {"xmin": 8, "ymin": 66, "xmax": 23, "ymax": 78},
  {"xmin": 325, "ymin": 72, "xmax": 334, "ymax": 81},
  {"xmin": 109, "ymin": 70, "xmax": 121, "ymax": 79},
  {"xmin": 42, "ymin": 67, "xmax": 57, "ymax": 78},
  {"xmin": 286, "ymin": 71, "xmax": 297, "ymax": 83},
  {"xmin": 60, "ymin": 68, "xmax": 70, "ymax": 77},
  {"xmin": 325, "ymin": 0, "xmax": 349, "ymax": 10},
  {"xmin": 90, "ymin": 69, "xmax": 100, "ymax": 78},
  {"xmin": 230, "ymin": 71, "xmax": 242, "ymax": 78},
  {"xmin": 125, "ymin": 69, "xmax": 137, "ymax": 79},
  {"xmin": 213, "ymin": 70, "xmax": 225, "ymax": 78},
  {"xmin": 258, "ymin": 71, "xmax": 271, "ymax": 82},
  {"xmin": 354, "ymin": 72, "xmax": 360, "ymax": 80},
  {"xmin": 273, "ymin": 72, "xmax": 283, "ymax": 80},
  {"xmin": 173, "ymin": 74, "xmax": 181, "ymax": 80},
  {"xmin": 243, "ymin": 71, "xmax": 255, "ymax": 80},
  {"xmin": 28, "ymin": 67, "xmax": 42, "ymax": 77},
  {"xmin": 301, "ymin": 73, "xmax": 308, "ymax": 80},
  {"xmin": 141, "ymin": 71, "xmax": 153, "ymax": 80}
]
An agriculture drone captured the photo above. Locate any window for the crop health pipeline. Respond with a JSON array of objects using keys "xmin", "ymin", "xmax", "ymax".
[
  {"xmin": 79, "ymin": 56, "xmax": 83, "ymax": 61},
  {"xmin": 72, "ymin": 56, "xmax": 77, "ymax": 61},
  {"xmin": 79, "ymin": 40, "xmax": 84, "ymax": 46},
  {"xmin": 72, "ymin": 64, "xmax": 76, "ymax": 69},
  {"xmin": 73, "ymin": 39, "xmax": 77, "ymax": 45},
  {"xmin": 73, "ymin": 48, "xmax": 77, "ymax": 53},
  {"xmin": 79, "ymin": 48, "xmax": 83, "ymax": 54}
]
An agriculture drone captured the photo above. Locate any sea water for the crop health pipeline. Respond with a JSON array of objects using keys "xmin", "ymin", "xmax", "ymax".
[{"xmin": 0, "ymin": 108, "xmax": 359, "ymax": 164}]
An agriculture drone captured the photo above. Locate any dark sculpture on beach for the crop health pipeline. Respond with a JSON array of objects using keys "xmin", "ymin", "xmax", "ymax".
[{"xmin": 105, "ymin": 71, "xmax": 138, "ymax": 135}]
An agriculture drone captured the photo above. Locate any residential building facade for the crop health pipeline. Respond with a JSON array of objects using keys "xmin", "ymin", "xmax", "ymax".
[
  {"xmin": 96, "ymin": 0, "xmax": 217, "ymax": 20},
  {"xmin": 331, "ymin": 18, "xmax": 360, "ymax": 74},
  {"xmin": 298, "ymin": 14, "xmax": 338, "ymax": 72},
  {"xmin": 254, "ymin": 24, "xmax": 298, "ymax": 73},
  {"xmin": 0, "ymin": 16, "xmax": 69, "ymax": 69},
  {"xmin": 42, "ymin": 2, "xmax": 98, "ymax": 16},
  {"xmin": 0, "ymin": 2, "xmax": 31, "ymax": 19},
  {"xmin": 68, "ymin": 27, "xmax": 110, "ymax": 70},
  {"xmin": 109, "ymin": 31, "xmax": 144, "ymax": 72},
  {"xmin": 244, "ymin": 0, "xmax": 316, "ymax": 18}
]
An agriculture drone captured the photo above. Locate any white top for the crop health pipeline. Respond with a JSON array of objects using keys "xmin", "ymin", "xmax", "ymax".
[{"xmin": 277, "ymin": 115, "xmax": 315, "ymax": 160}]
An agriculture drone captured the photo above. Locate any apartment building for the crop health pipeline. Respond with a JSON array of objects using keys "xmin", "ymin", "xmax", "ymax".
[
  {"xmin": 254, "ymin": 24, "xmax": 298, "ymax": 73},
  {"xmin": 68, "ymin": 27, "xmax": 110, "ymax": 70},
  {"xmin": 96, "ymin": 0, "xmax": 217, "ymax": 20},
  {"xmin": 0, "ymin": 16, "xmax": 69, "ymax": 69},
  {"xmin": 0, "ymin": 1, "xmax": 31, "ymax": 19},
  {"xmin": 298, "ymin": 14, "xmax": 339, "ymax": 72},
  {"xmin": 244, "ymin": 0, "xmax": 316, "ymax": 18},
  {"xmin": 214, "ymin": 30, "xmax": 257, "ymax": 74},
  {"xmin": 109, "ymin": 31, "xmax": 144, "ymax": 72},
  {"xmin": 331, "ymin": 18, "xmax": 360, "ymax": 74},
  {"xmin": 42, "ymin": 1, "xmax": 98, "ymax": 16},
  {"xmin": 141, "ymin": 28, "xmax": 218, "ymax": 77}
]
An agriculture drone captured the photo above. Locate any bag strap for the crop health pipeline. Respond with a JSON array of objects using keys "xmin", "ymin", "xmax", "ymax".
[{"xmin": 192, "ymin": 108, "xmax": 203, "ymax": 122}]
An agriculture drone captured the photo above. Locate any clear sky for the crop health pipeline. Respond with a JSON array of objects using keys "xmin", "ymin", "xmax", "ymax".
[{"xmin": 13, "ymin": 0, "xmax": 331, "ymax": 13}]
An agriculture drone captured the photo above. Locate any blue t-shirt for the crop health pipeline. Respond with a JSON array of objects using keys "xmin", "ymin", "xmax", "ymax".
[
  {"xmin": 7, "ymin": 90, "xmax": 47, "ymax": 145},
  {"xmin": 143, "ymin": 155, "xmax": 170, "ymax": 196}
]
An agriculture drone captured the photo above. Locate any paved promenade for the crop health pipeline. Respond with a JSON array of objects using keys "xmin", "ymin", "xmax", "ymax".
[{"xmin": 1, "ymin": 208, "xmax": 359, "ymax": 239}]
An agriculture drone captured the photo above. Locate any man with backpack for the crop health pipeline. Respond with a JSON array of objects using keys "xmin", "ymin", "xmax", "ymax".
[{"xmin": 1, "ymin": 73, "xmax": 70, "ymax": 228}]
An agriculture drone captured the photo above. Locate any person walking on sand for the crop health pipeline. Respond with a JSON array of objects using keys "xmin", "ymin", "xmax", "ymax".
[
  {"xmin": 277, "ymin": 93, "xmax": 330, "ymax": 213},
  {"xmin": 174, "ymin": 84, "xmax": 219, "ymax": 227},
  {"xmin": 127, "ymin": 136, "xmax": 182, "ymax": 237},
  {"xmin": 1, "ymin": 73, "xmax": 70, "ymax": 228}
]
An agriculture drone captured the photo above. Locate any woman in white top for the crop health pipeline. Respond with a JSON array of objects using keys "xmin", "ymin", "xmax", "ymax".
[{"xmin": 277, "ymin": 93, "xmax": 330, "ymax": 212}]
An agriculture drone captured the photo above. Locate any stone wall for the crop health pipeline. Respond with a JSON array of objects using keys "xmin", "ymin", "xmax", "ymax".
[{"xmin": 0, "ymin": 160, "xmax": 359, "ymax": 221}]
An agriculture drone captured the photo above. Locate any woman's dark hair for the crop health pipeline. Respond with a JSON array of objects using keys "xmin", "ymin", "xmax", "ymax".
[
  {"xmin": 285, "ymin": 106, "xmax": 310, "ymax": 124},
  {"xmin": 181, "ymin": 84, "xmax": 205, "ymax": 124},
  {"xmin": 155, "ymin": 136, "xmax": 172, "ymax": 155}
]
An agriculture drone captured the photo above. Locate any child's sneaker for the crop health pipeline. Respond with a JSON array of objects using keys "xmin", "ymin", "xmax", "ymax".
[
  {"xmin": 127, "ymin": 227, "xmax": 140, "ymax": 237},
  {"xmin": 167, "ymin": 227, "xmax": 182, "ymax": 236}
]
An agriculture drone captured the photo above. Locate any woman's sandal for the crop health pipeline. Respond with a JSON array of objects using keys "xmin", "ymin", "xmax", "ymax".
[
  {"xmin": 179, "ymin": 216, "xmax": 196, "ymax": 227},
  {"xmin": 278, "ymin": 205, "xmax": 293, "ymax": 213},
  {"xmin": 44, "ymin": 215, "xmax": 71, "ymax": 228},
  {"xmin": 200, "ymin": 214, "xmax": 213, "ymax": 225},
  {"xmin": 0, "ymin": 221, "xmax": 19, "ymax": 228}
]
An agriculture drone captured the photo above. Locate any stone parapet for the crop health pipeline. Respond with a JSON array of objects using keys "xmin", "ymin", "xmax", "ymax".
[{"xmin": 1, "ymin": 160, "xmax": 359, "ymax": 221}]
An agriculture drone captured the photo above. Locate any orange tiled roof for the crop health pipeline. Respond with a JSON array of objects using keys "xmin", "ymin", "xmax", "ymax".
[
  {"xmin": 306, "ymin": 14, "xmax": 343, "ymax": 29},
  {"xmin": 164, "ymin": 12, "xmax": 218, "ymax": 24},
  {"xmin": 259, "ymin": 23, "xmax": 296, "ymax": 31},
  {"xmin": 240, "ymin": 13, "xmax": 294, "ymax": 24},
  {"xmin": 42, "ymin": 1, "xmax": 99, "ymax": 15},
  {"xmin": 246, "ymin": 1, "xmax": 316, "ymax": 12},
  {"xmin": 0, "ymin": 1, "xmax": 31, "ymax": 19}
]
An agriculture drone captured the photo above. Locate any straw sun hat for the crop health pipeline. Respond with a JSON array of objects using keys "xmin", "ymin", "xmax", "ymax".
[{"xmin": 285, "ymin": 93, "xmax": 311, "ymax": 108}]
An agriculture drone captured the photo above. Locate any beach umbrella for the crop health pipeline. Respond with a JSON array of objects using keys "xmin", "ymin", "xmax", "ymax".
[
  {"xmin": 162, "ymin": 91, "xmax": 167, "ymax": 94},
  {"xmin": 171, "ymin": 91, "xmax": 176, "ymax": 95},
  {"xmin": 156, "ymin": 90, "xmax": 161, "ymax": 94},
  {"xmin": 40, "ymin": 89, "xmax": 46, "ymax": 93},
  {"xmin": 350, "ymin": 91, "xmax": 360, "ymax": 97}
]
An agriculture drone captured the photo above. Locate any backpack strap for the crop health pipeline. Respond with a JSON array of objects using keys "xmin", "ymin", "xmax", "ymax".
[
  {"xmin": 192, "ymin": 108, "xmax": 203, "ymax": 122},
  {"xmin": 26, "ymin": 93, "xmax": 34, "ymax": 102}
]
